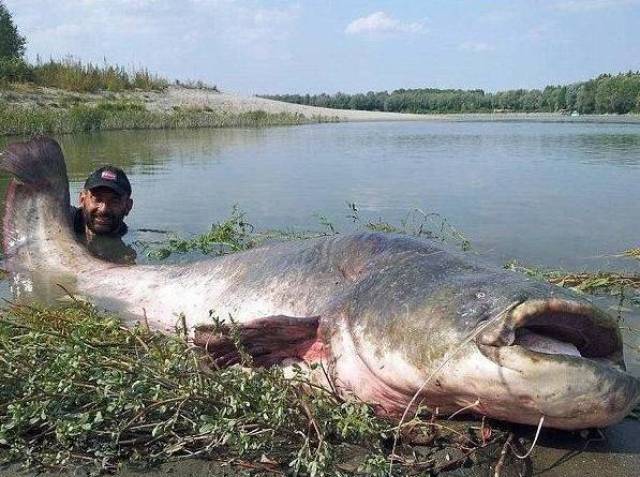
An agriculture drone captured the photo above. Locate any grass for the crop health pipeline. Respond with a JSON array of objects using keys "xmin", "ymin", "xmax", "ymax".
[
  {"xmin": 0, "ymin": 301, "xmax": 513, "ymax": 475},
  {"xmin": 0, "ymin": 302, "xmax": 384, "ymax": 473},
  {"xmin": 1, "ymin": 57, "xmax": 168, "ymax": 93},
  {"xmin": 0, "ymin": 101, "xmax": 323, "ymax": 136},
  {"xmin": 1, "ymin": 58, "xmax": 342, "ymax": 135}
]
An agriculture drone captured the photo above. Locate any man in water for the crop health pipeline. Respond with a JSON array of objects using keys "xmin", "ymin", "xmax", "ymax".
[{"xmin": 72, "ymin": 166, "xmax": 136, "ymax": 264}]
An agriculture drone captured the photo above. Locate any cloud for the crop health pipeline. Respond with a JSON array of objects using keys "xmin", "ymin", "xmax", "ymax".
[
  {"xmin": 553, "ymin": 0, "xmax": 640, "ymax": 11},
  {"xmin": 345, "ymin": 11, "xmax": 425, "ymax": 36},
  {"xmin": 6, "ymin": 0, "xmax": 299, "ymax": 64},
  {"xmin": 458, "ymin": 41, "xmax": 495, "ymax": 53}
]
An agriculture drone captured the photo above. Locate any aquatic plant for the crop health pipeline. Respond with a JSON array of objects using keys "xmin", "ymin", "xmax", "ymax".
[
  {"xmin": 504, "ymin": 261, "xmax": 640, "ymax": 295},
  {"xmin": 143, "ymin": 204, "xmax": 472, "ymax": 261},
  {"xmin": 346, "ymin": 203, "xmax": 471, "ymax": 251},
  {"xmin": 145, "ymin": 207, "xmax": 257, "ymax": 260}
]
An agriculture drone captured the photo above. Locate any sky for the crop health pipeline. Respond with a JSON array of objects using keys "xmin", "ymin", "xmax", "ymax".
[{"xmin": 4, "ymin": 0, "xmax": 640, "ymax": 95}]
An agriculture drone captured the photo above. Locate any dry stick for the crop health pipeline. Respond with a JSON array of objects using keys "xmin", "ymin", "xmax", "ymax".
[
  {"xmin": 447, "ymin": 398, "xmax": 481, "ymax": 420},
  {"xmin": 388, "ymin": 300, "xmax": 522, "ymax": 476},
  {"xmin": 56, "ymin": 283, "xmax": 83, "ymax": 304},
  {"xmin": 181, "ymin": 314, "xmax": 189, "ymax": 342},
  {"xmin": 493, "ymin": 433, "xmax": 515, "ymax": 477},
  {"xmin": 298, "ymin": 393, "xmax": 324, "ymax": 453},
  {"xmin": 142, "ymin": 307, "xmax": 151, "ymax": 333}
]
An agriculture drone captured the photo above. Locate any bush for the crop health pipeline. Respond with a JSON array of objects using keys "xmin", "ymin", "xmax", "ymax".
[
  {"xmin": 0, "ymin": 57, "xmax": 32, "ymax": 83},
  {"xmin": 29, "ymin": 58, "xmax": 168, "ymax": 93}
]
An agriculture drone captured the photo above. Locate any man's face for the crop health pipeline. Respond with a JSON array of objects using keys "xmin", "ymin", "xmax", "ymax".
[{"xmin": 79, "ymin": 186, "xmax": 133, "ymax": 236}]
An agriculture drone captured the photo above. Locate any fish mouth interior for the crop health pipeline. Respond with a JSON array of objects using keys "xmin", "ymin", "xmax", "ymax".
[{"xmin": 479, "ymin": 299, "xmax": 623, "ymax": 364}]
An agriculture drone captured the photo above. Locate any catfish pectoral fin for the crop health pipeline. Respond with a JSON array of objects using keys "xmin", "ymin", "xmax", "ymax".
[{"xmin": 193, "ymin": 315, "xmax": 327, "ymax": 367}]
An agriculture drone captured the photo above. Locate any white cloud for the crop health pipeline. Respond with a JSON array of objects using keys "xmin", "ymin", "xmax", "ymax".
[
  {"xmin": 345, "ymin": 11, "xmax": 425, "ymax": 36},
  {"xmin": 459, "ymin": 41, "xmax": 495, "ymax": 53},
  {"xmin": 6, "ymin": 0, "xmax": 299, "ymax": 64},
  {"xmin": 553, "ymin": 0, "xmax": 639, "ymax": 11}
]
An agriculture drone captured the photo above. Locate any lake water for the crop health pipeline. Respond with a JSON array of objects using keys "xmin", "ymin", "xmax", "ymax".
[
  {"xmin": 2, "ymin": 121, "xmax": 640, "ymax": 475},
  {"xmin": 1, "ymin": 121, "xmax": 640, "ymax": 373}
]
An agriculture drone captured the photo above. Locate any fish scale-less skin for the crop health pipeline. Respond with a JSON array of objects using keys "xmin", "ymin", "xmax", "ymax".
[{"xmin": 3, "ymin": 136, "xmax": 640, "ymax": 430}]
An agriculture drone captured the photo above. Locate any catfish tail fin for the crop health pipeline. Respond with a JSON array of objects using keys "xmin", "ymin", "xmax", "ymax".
[
  {"xmin": 2, "ymin": 136, "xmax": 70, "ymax": 202},
  {"xmin": 1, "ymin": 136, "xmax": 82, "ymax": 270}
]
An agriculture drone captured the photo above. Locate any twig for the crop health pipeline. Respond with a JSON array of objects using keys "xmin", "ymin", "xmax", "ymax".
[
  {"xmin": 494, "ymin": 433, "xmax": 514, "ymax": 477},
  {"xmin": 447, "ymin": 399, "xmax": 480, "ymax": 420},
  {"xmin": 142, "ymin": 307, "xmax": 151, "ymax": 333}
]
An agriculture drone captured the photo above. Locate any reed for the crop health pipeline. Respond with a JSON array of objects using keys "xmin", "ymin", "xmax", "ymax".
[{"xmin": 0, "ymin": 102, "xmax": 318, "ymax": 136}]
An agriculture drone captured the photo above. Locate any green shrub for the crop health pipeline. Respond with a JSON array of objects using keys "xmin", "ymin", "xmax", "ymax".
[
  {"xmin": 29, "ymin": 58, "xmax": 168, "ymax": 93},
  {"xmin": 0, "ymin": 57, "xmax": 32, "ymax": 83}
]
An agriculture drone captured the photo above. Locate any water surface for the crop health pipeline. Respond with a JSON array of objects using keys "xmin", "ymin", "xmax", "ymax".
[{"xmin": 1, "ymin": 121, "xmax": 639, "ymax": 371}]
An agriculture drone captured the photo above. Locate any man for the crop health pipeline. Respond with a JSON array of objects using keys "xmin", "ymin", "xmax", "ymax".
[{"xmin": 72, "ymin": 165, "xmax": 136, "ymax": 264}]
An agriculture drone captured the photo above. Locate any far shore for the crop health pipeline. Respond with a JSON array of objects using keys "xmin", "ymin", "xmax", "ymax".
[
  {"xmin": 145, "ymin": 87, "xmax": 640, "ymax": 123},
  {"xmin": 2, "ymin": 84, "xmax": 640, "ymax": 137}
]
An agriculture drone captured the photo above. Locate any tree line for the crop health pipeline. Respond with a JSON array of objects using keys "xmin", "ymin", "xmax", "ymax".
[{"xmin": 262, "ymin": 72, "xmax": 640, "ymax": 115}]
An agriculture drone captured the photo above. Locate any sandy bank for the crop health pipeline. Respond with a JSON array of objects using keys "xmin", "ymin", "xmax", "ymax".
[
  {"xmin": 3, "ymin": 85, "xmax": 640, "ymax": 124},
  {"xmin": 145, "ymin": 87, "xmax": 640, "ymax": 123}
]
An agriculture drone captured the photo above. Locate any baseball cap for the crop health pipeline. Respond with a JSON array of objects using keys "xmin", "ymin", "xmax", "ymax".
[{"xmin": 84, "ymin": 166, "xmax": 132, "ymax": 196}]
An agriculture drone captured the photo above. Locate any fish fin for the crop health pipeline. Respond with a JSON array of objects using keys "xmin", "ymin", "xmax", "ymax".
[
  {"xmin": 1, "ymin": 136, "xmax": 70, "ymax": 197},
  {"xmin": 2, "ymin": 137, "xmax": 79, "ymax": 267},
  {"xmin": 194, "ymin": 315, "xmax": 327, "ymax": 368}
]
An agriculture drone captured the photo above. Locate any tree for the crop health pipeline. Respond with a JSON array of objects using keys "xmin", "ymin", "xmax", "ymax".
[{"xmin": 0, "ymin": 1, "xmax": 26, "ymax": 59}]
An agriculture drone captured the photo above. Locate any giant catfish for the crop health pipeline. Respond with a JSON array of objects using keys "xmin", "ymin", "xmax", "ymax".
[{"xmin": 2, "ymin": 137, "xmax": 639, "ymax": 430}]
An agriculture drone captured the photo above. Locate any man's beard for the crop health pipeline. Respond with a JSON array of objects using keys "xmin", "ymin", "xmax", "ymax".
[{"xmin": 83, "ymin": 209, "xmax": 123, "ymax": 236}]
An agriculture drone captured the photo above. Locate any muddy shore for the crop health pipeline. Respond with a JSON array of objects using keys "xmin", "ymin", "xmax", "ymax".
[{"xmin": 2, "ymin": 418, "xmax": 638, "ymax": 476}]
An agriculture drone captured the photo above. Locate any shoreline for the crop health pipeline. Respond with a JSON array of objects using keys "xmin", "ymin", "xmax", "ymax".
[
  {"xmin": 1, "ymin": 84, "xmax": 640, "ymax": 137},
  {"xmin": 143, "ymin": 87, "xmax": 640, "ymax": 123}
]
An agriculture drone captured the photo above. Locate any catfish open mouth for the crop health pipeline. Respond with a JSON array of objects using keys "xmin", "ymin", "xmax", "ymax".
[{"xmin": 477, "ymin": 299, "xmax": 624, "ymax": 367}]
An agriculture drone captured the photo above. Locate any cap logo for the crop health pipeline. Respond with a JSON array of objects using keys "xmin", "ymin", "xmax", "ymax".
[{"xmin": 101, "ymin": 170, "xmax": 117, "ymax": 181}]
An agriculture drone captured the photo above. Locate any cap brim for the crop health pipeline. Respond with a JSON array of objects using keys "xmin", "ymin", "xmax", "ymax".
[{"xmin": 86, "ymin": 180, "xmax": 128, "ymax": 196}]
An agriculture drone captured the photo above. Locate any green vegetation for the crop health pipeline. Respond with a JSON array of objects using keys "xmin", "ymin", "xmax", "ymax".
[
  {"xmin": 0, "ymin": 56, "xmax": 169, "ymax": 92},
  {"xmin": 262, "ymin": 71, "xmax": 640, "ymax": 115},
  {"xmin": 0, "ymin": 3, "xmax": 166, "ymax": 93},
  {"xmin": 145, "ymin": 207, "xmax": 258, "ymax": 260},
  {"xmin": 0, "ymin": 1, "xmax": 25, "ymax": 60},
  {"xmin": 0, "ymin": 102, "xmax": 319, "ymax": 136},
  {"xmin": 0, "ymin": 302, "xmax": 385, "ymax": 473},
  {"xmin": 141, "ymin": 204, "xmax": 471, "ymax": 261},
  {"xmin": 0, "ymin": 302, "xmax": 520, "ymax": 475}
]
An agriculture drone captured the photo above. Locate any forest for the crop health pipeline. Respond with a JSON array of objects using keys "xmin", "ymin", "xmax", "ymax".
[{"xmin": 262, "ymin": 72, "xmax": 640, "ymax": 115}]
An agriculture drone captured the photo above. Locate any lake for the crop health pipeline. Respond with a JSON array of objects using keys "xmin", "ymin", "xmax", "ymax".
[
  {"xmin": 4, "ymin": 122, "xmax": 640, "ymax": 263},
  {"xmin": 1, "ymin": 121, "xmax": 640, "ymax": 333},
  {"xmin": 2, "ymin": 121, "xmax": 640, "ymax": 350},
  {"xmin": 2, "ymin": 120, "xmax": 640, "ymax": 475}
]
